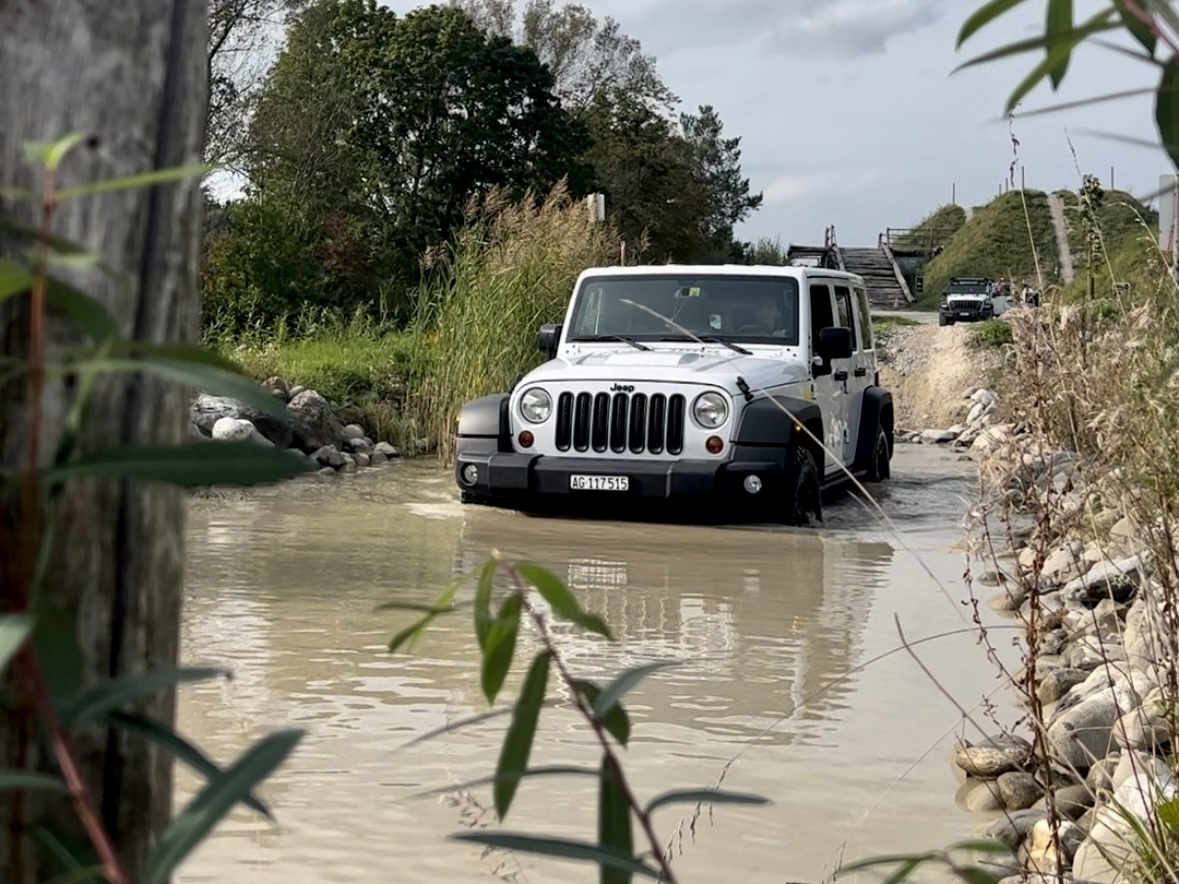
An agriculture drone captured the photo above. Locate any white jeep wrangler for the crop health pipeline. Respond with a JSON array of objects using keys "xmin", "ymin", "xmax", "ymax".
[{"xmin": 452, "ymin": 264, "xmax": 894, "ymax": 525}]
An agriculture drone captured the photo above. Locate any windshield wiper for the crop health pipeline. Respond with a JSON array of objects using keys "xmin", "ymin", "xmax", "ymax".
[
  {"xmin": 591, "ymin": 335, "xmax": 651, "ymax": 351},
  {"xmin": 660, "ymin": 335, "xmax": 752, "ymax": 356}
]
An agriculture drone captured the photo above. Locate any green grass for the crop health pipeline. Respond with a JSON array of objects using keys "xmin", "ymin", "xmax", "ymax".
[
  {"xmin": 891, "ymin": 203, "xmax": 967, "ymax": 252},
  {"xmin": 915, "ymin": 190, "xmax": 1060, "ymax": 309},
  {"xmin": 1060, "ymin": 188, "xmax": 1158, "ymax": 275},
  {"xmin": 217, "ymin": 326, "xmax": 424, "ymax": 450},
  {"xmin": 872, "ymin": 314, "xmax": 920, "ymax": 339},
  {"xmin": 967, "ymin": 319, "xmax": 1013, "ymax": 348},
  {"xmin": 406, "ymin": 183, "xmax": 616, "ymax": 460}
]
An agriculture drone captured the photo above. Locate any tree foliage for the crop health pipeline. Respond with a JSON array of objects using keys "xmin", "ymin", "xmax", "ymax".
[
  {"xmin": 206, "ymin": 0, "xmax": 293, "ymax": 167},
  {"xmin": 450, "ymin": 0, "xmax": 676, "ymax": 115},
  {"xmin": 205, "ymin": 0, "xmax": 593, "ymax": 328},
  {"xmin": 203, "ymin": 0, "xmax": 764, "ymax": 335}
]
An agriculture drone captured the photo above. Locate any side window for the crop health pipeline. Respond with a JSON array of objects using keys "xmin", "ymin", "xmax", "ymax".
[
  {"xmin": 809, "ymin": 283, "xmax": 834, "ymax": 348},
  {"xmin": 855, "ymin": 287, "xmax": 874, "ymax": 350},
  {"xmin": 834, "ymin": 285, "xmax": 859, "ymax": 352}
]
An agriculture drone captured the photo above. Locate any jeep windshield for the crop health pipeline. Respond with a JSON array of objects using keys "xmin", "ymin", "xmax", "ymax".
[
  {"xmin": 947, "ymin": 281, "xmax": 991, "ymax": 294},
  {"xmin": 567, "ymin": 274, "xmax": 801, "ymax": 347}
]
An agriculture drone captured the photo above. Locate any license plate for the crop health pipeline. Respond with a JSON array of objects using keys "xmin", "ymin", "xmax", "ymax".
[
  {"xmin": 570, "ymin": 474, "xmax": 629, "ymax": 491},
  {"xmin": 960, "ymin": 311, "xmax": 972, "ymax": 317}
]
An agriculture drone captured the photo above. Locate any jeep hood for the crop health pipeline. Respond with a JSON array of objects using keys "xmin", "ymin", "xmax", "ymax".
[{"xmin": 522, "ymin": 347, "xmax": 810, "ymax": 388}]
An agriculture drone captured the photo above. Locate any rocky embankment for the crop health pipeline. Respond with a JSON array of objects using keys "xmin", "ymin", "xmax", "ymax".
[
  {"xmin": 188, "ymin": 377, "xmax": 401, "ymax": 477},
  {"xmin": 879, "ymin": 321, "xmax": 1178, "ymax": 882},
  {"xmin": 946, "ymin": 421, "xmax": 1174, "ymax": 883}
]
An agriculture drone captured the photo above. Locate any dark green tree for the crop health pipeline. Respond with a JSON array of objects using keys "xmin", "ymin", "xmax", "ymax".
[
  {"xmin": 581, "ymin": 90, "xmax": 710, "ymax": 262},
  {"xmin": 210, "ymin": 0, "xmax": 592, "ymax": 327},
  {"xmin": 681, "ymin": 104, "xmax": 764, "ymax": 261}
]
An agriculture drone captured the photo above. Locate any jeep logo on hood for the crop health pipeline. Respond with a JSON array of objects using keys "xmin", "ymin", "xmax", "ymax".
[{"xmin": 610, "ymin": 383, "xmax": 635, "ymax": 392}]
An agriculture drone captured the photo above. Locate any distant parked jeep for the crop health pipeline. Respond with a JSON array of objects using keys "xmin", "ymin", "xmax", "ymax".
[
  {"xmin": 452, "ymin": 264, "xmax": 894, "ymax": 526},
  {"xmin": 939, "ymin": 276, "xmax": 1000, "ymax": 325}
]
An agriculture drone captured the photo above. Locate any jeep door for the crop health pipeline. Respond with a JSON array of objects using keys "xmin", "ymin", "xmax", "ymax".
[
  {"xmin": 835, "ymin": 283, "xmax": 871, "ymax": 463},
  {"xmin": 807, "ymin": 280, "xmax": 849, "ymax": 473}
]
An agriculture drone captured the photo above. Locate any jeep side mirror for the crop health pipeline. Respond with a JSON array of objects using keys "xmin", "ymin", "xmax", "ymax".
[
  {"xmin": 817, "ymin": 326, "xmax": 853, "ymax": 362},
  {"xmin": 538, "ymin": 323, "xmax": 562, "ymax": 360}
]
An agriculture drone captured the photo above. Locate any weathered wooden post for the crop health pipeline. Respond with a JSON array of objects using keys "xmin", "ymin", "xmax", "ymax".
[{"xmin": 0, "ymin": 1, "xmax": 208, "ymax": 880}]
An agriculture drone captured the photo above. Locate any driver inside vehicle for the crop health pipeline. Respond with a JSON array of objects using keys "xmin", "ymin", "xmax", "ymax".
[{"xmin": 741, "ymin": 294, "xmax": 788, "ymax": 336}]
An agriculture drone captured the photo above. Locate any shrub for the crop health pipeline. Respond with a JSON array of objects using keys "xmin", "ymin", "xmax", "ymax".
[{"xmin": 405, "ymin": 181, "xmax": 616, "ymax": 460}]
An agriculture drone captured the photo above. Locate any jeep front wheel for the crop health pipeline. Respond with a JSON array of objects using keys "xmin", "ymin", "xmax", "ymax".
[
  {"xmin": 865, "ymin": 425, "xmax": 891, "ymax": 483},
  {"xmin": 784, "ymin": 445, "xmax": 822, "ymax": 527}
]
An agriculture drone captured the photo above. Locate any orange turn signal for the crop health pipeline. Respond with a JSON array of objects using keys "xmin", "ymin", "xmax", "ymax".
[
  {"xmin": 706, "ymin": 435, "xmax": 724, "ymax": 455},
  {"xmin": 518, "ymin": 431, "xmax": 535, "ymax": 449}
]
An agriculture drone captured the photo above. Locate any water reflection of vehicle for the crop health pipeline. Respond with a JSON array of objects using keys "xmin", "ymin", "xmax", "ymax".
[{"xmin": 454, "ymin": 507, "xmax": 895, "ymax": 745}]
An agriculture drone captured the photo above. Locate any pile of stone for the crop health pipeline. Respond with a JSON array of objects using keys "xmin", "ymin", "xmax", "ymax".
[
  {"xmin": 898, "ymin": 387, "xmax": 1001, "ymax": 451},
  {"xmin": 188, "ymin": 377, "xmax": 401, "ymax": 479},
  {"xmin": 951, "ymin": 439, "xmax": 1179, "ymax": 882}
]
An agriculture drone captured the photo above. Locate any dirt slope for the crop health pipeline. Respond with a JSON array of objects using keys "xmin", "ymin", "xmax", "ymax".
[{"xmin": 877, "ymin": 324, "xmax": 1005, "ymax": 431}]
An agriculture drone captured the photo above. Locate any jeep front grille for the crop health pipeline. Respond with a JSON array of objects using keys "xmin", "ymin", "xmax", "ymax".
[
  {"xmin": 555, "ymin": 391, "xmax": 685, "ymax": 455},
  {"xmin": 948, "ymin": 299, "xmax": 986, "ymax": 312}
]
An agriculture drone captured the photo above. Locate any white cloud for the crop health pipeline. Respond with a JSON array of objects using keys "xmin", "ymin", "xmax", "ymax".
[{"xmin": 764, "ymin": 175, "xmax": 813, "ymax": 204}]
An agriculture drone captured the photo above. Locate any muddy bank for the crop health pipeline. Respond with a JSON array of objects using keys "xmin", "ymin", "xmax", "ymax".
[{"xmin": 878, "ymin": 323, "xmax": 1005, "ymax": 431}]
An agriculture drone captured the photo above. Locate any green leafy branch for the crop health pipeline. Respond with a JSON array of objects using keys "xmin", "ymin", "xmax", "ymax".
[
  {"xmin": 836, "ymin": 839, "xmax": 1016, "ymax": 884},
  {"xmin": 955, "ymin": 0, "xmax": 1179, "ymax": 169},
  {"xmin": 2, "ymin": 132, "xmax": 312, "ymax": 883},
  {"xmin": 386, "ymin": 551, "xmax": 769, "ymax": 883}
]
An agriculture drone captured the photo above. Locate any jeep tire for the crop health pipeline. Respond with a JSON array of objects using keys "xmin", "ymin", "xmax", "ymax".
[
  {"xmin": 784, "ymin": 445, "xmax": 822, "ymax": 527},
  {"xmin": 938, "ymin": 314, "xmax": 950, "ymax": 327},
  {"xmin": 865, "ymin": 424, "xmax": 891, "ymax": 483}
]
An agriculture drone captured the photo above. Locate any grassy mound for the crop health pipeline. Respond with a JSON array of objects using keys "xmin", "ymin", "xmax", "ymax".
[{"xmin": 916, "ymin": 190, "xmax": 1059, "ymax": 308}]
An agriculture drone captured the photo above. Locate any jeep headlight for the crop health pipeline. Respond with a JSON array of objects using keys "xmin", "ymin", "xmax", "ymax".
[
  {"xmin": 520, "ymin": 388, "xmax": 552, "ymax": 424},
  {"xmin": 692, "ymin": 392, "xmax": 729, "ymax": 429}
]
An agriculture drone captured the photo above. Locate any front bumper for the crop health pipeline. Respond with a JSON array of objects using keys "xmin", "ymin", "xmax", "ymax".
[
  {"xmin": 941, "ymin": 305, "xmax": 993, "ymax": 322},
  {"xmin": 454, "ymin": 449, "xmax": 789, "ymax": 503}
]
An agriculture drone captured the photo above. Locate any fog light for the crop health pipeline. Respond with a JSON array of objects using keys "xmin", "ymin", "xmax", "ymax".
[
  {"xmin": 461, "ymin": 464, "xmax": 479, "ymax": 486},
  {"xmin": 706, "ymin": 435, "xmax": 724, "ymax": 455},
  {"xmin": 518, "ymin": 430, "xmax": 535, "ymax": 448},
  {"xmin": 743, "ymin": 474, "xmax": 763, "ymax": 494}
]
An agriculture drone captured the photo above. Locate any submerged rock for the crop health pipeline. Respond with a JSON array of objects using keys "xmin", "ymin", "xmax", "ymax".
[{"xmin": 982, "ymin": 809, "xmax": 1047, "ymax": 850}]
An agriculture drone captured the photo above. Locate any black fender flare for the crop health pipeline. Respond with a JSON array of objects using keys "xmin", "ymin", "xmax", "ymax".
[
  {"xmin": 734, "ymin": 395, "xmax": 825, "ymax": 464},
  {"xmin": 854, "ymin": 387, "xmax": 894, "ymax": 468},
  {"xmin": 456, "ymin": 393, "xmax": 510, "ymax": 441}
]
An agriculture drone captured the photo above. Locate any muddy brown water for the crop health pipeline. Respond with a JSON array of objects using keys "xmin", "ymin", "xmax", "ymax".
[{"xmin": 175, "ymin": 445, "xmax": 1019, "ymax": 883}]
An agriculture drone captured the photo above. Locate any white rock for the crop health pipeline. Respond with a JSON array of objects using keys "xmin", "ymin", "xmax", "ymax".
[
  {"xmin": 211, "ymin": 417, "xmax": 273, "ymax": 447},
  {"xmin": 343, "ymin": 423, "xmax": 366, "ymax": 440},
  {"xmin": 922, "ymin": 428, "xmax": 959, "ymax": 444},
  {"xmin": 1074, "ymin": 755, "xmax": 1178, "ymax": 883},
  {"xmin": 972, "ymin": 425, "xmax": 1012, "ymax": 454}
]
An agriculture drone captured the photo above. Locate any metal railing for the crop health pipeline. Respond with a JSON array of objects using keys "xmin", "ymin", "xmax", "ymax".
[{"xmin": 879, "ymin": 226, "xmax": 957, "ymax": 252}]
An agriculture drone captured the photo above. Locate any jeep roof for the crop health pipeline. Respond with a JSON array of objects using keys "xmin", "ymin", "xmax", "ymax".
[{"xmin": 572, "ymin": 263, "xmax": 866, "ymax": 283}]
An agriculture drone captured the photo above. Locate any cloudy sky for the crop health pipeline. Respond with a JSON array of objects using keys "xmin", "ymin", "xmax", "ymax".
[{"xmin": 379, "ymin": 0, "xmax": 1165, "ymax": 247}]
